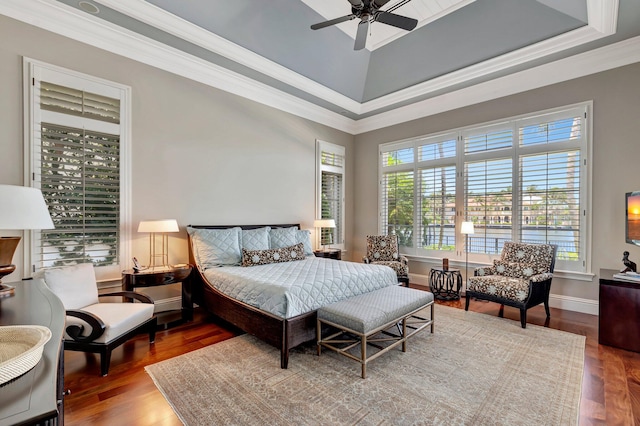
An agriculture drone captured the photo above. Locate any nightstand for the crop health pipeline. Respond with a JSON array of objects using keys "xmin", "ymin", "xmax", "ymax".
[
  {"xmin": 122, "ymin": 264, "xmax": 194, "ymax": 323},
  {"xmin": 314, "ymin": 249, "xmax": 341, "ymax": 260}
]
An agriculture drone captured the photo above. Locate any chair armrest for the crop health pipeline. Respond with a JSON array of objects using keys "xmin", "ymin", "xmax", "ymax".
[
  {"xmin": 100, "ymin": 291, "xmax": 154, "ymax": 304},
  {"xmin": 66, "ymin": 309, "xmax": 106, "ymax": 342},
  {"xmin": 363, "ymin": 256, "xmax": 371, "ymax": 264},
  {"xmin": 530, "ymin": 272, "xmax": 553, "ymax": 283},
  {"xmin": 474, "ymin": 266, "xmax": 496, "ymax": 276},
  {"xmin": 399, "ymin": 255, "xmax": 409, "ymax": 266}
]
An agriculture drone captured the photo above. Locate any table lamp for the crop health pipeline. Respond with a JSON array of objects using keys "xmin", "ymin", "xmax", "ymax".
[
  {"xmin": 461, "ymin": 221, "xmax": 475, "ymax": 284},
  {"xmin": 314, "ymin": 219, "xmax": 336, "ymax": 251},
  {"xmin": 0, "ymin": 185, "xmax": 54, "ymax": 286},
  {"xmin": 137, "ymin": 219, "xmax": 179, "ymax": 269}
]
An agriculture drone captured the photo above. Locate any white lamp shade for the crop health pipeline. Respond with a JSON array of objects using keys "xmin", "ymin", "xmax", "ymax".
[
  {"xmin": 314, "ymin": 219, "xmax": 336, "ymax": 228},
  {"xmin": 137, "ymin": 219, "xmax": 179, "ymax": 233},
  {"xmin": 0, "ymin": 185, "xmax": 54, "ymax": 230},
  {"xmin": 461, "ymin": 221, "xmax": 475, "ymax": 235}
]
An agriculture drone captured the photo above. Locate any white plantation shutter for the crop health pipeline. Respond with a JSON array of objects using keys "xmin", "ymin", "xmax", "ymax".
[
  {"xmin": 317, "ymin": 141, "xmax": 345, "ymax": 247},
  {"xmin": 380, "ymin": 170, "xmax": 414, "ymax": 247},
  {"xmin": 378, "ymin": 104, "xmax": 589, "ymax": 273},
  {"xmin": 38, "ymin": 124, "xmax": 120, "ymax": 267},
  {"xmin": 26, "ymin": 60, "xmax": 130, "ymax": 279}
]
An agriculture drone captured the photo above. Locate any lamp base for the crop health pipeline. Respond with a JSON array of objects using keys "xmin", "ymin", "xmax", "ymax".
[{"xmin": 0, "ymin": 237, "xmax": 20, "ymax": 284}]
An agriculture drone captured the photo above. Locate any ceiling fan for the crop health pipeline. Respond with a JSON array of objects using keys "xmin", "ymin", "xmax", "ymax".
[{"xmin": 310, "ymin": 0, "xmax": 418, "ymax": 51}]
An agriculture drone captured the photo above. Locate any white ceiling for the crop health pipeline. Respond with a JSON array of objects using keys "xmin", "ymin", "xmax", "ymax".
[{"xmin": 1, "ymin": 0, "xmax": 639, "ymax": 134}]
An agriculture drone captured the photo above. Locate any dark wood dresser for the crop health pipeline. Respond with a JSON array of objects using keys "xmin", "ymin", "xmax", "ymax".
[
  {"xmin": 0, "ymin": 279, "xmax": 65, "ymax": 425},
  {"xmin": 599, "ymin": 269, "xmax": 640, "ymax": 353}
]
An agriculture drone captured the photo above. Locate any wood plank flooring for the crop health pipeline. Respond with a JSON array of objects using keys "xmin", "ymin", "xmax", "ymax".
[{"xmin": 62, "ymin": 291, "xmax": 640, "ymax": 425}]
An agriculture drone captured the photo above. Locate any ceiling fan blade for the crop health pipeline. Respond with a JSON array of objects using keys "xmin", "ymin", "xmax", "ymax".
[
  {"xmin": 311, "ymin": 14, "xmax": 356, "ymax": 30},
  {"xmin": 354, "ymin": 19, "xmax": 369, "ymax": 50},
  {"xmin": 373, "ymin": 0, "xmax": 392, "ymax": 7},
  {"xmin": 347, "ymin": 0, "xmax": 365, "ymax": 9},
  {"xmin": 376, "ymin": 11, "xmax": 418, "ymax": 31}
]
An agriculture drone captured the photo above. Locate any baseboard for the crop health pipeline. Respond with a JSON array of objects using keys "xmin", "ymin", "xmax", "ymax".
[{"xmin": 409, "ymin": 272, "xmax": 599, "ymax": 315}]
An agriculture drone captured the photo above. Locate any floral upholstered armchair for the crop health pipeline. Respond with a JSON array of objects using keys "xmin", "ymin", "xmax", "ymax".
[
  {"xmin": 465, "ymin": 241, "xmax": 557, "ymax": 328},
  {"xmin": 363, "ymin": 235, "xmax": 409, "ymax": 286}
]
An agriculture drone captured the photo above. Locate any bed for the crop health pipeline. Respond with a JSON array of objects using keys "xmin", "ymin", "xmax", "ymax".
[{"xmin": 187, "ymin": 224, "xmax": 398, "ymax": 368}]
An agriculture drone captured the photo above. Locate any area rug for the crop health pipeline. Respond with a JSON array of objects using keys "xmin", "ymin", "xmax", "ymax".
[{"xmin": 145, "ymin": 305, "xmax": 585, "ymax": 425}]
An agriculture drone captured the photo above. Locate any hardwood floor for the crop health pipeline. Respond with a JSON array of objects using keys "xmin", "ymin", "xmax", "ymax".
[{"xmin": 62, "ymin": 293, "xmax": 640, "ymax": 425}]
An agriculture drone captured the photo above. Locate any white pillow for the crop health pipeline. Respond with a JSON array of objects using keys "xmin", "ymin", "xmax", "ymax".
[
  {"xmin": 241, "ymin": 227, "xmax": 271, "ymax": 251},
  {"xmin": 41, "ymin": 263, "xmax": 99, "ymax": 310},
  {"xmin": 269, "ymin": 227, "xmax": 298, "ymax": 249},
  {"xmin": 188, "ymin": 227, "xmax": 242, "ymax": 269},
  {"xmin": 295, "ymin": 229, "xmax": 314, "ymax": 256}
]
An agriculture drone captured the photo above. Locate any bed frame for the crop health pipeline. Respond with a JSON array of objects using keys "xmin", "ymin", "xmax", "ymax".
[{"xmin": 187, "ymin": 224, "xmax": 317, "ymax": 369}]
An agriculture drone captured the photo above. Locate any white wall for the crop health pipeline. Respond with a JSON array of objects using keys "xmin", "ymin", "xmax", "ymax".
[
  {"xmin": 353, "ymin": 61, "xmax": 640, "ymax": 313},
  {"xmin": 0, "ymin": 15, "xmax": 354, "ymax": 282}
]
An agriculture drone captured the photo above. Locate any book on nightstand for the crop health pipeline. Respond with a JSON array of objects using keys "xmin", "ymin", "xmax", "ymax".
[
  {"xmin": 612, "ymin": 272, "xmax": 640, "ymax": 283},
  {"xmin": 0, "ymin": 284, "xmax": 15, "ymax": 298}
]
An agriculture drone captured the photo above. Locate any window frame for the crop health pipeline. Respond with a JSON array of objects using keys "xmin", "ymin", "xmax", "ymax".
[
  {"xmin": 316, "ymin": 140, "xmax": 345, "ymax": 251},
  {"xmin": 378, "ymin": 102, "xmax": 592, "ymax": 278},
  {"xmin": 23, "ymin": 58, "xmax": 132, "ymax": 282}
]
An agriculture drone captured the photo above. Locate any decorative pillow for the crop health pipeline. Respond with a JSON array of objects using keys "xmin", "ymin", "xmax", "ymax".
[
  {"xmin": 493, "ymin": 260, "xmax": 537, "ymax": 278},
  {"xmin": 242, "ymin": 243, "xmax": 305, "ymax": 267},
  {"xmin": 295, "ymin": 229, "xmax": 314, "ymax": 256},
  {"xmin": 187, "ymin": 226, "xmax": 242, "ymax": 269},
  {"xmin": 241, "ymin": 227, "xmax": 271, "ymax": 251},
  {"xmin": 269, "ymin": 227, "xmax": 298, "ymax": 249},
  {"xmin": 366, "ymin": 235, "xmax": 400, "ymax": 262},
  {"xmin": 40, "ymin": 263, "xmax": 99, "ymax": 310}
]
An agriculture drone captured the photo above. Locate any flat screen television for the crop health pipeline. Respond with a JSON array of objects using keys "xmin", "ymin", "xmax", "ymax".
[{"xmin": 626, "ymin": 191, "xmax": 640, "ymax": 246}]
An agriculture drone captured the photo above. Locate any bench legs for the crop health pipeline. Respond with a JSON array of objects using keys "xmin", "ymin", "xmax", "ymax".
[{"xmin": 317, "ymin": 302, "xmax": 434, "ymax": 379}]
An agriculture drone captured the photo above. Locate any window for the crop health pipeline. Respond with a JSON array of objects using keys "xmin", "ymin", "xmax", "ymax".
[
  {"xmin": 317, "ymin": 140, "xmax": 345, "ymax": 249},
  {"xmin": 25, "ymin": 59, "xmax": 131, "ymax": 280},
  {"xmin": 379, "ymin": 104, "xmax": 590, "ymax": 274}
]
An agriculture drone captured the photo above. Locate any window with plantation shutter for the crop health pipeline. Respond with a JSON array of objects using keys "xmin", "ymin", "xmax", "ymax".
[
  {"xmin": 378, "ymin": 103, "xmax": 590, "ymax": 276},
  {"xmin": 317, "ymin": 141, "xmax": 345, "ymax": 249},
  {"xmin": 25, "ymin": 59, "xmax": 131, "ymax": 280}
]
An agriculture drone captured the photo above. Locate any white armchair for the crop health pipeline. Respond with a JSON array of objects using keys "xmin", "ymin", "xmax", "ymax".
[{"xmin": 39, "ymin": 263, "xmax": 157, "ymax": 376}]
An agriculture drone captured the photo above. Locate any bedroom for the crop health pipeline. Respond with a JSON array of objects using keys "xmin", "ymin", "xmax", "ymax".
[{"xmin": 0, "ymin": 0, "xmax": 639, "ymax": 424}]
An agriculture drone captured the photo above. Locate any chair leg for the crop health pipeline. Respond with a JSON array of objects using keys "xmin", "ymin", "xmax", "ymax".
[
  {"xmin": 544, "ymin": 299, "xmax": 551, "ymax": 318},
  {"xmin": 100, "ymin": 348, "xmax": 112, "ymax": 377},
  {"xmin": 520, "ymin": 309, "xmax": 527, "ymax": 328},
  {"xmin": 464, "ymin": 294, "xmax": 470, "ymax": 311},
  {"xmin": 149, "ymin": 317, "xmax": 157, "ymax": 343}
]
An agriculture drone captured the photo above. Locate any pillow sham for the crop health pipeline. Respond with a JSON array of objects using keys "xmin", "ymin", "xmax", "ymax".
[
  {"xmin": 242, "ymin": 243, "xmax": 305, "ymax": 267},
  {"xmin": 295, "ymin": 229, "xmax": 314, "ymax": 256},
  {"xmin": 241, "ymin": 227, "xmax": 271, "ymax": 251},
  {"xmin": 187, "ymin": 226, "xmax": 242, "ymax": 269},
  {"xmin": 269, "ymin": 226, "xmax": 298, "ymax": 249}
]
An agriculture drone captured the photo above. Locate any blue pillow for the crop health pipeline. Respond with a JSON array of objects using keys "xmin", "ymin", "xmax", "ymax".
[
  {"xmin": 241, "ymin": 227, "xmax": 271, "ymax": 251},
  {"xmin": 269, "ymin": 227, "xmax": 298, "ymax": 249},
  {"xmin": 187, "ymin": 227, "xmax": 242, "ymax": 268}
]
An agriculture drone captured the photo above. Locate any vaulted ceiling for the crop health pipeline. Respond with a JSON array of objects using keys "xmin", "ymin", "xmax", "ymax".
[{"xmin": 1, "ymin": 0, "xmax": 639, "ymax": 133}]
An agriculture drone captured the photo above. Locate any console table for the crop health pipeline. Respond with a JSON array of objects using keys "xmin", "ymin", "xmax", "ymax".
[
  {"xmin": 313, "ymin": 249, "xmax": 341, "ymax": 260},
  {"xmin": 0, "ymin": 279, "xmax": 65, "ymax": 425},
  {"xmin": 599, "ymin": 269, "xmax": 640, "ymax": 353}
]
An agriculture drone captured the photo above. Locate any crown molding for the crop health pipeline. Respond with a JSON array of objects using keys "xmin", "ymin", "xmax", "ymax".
[
  {"xmin": 0, "ymin": 0, "xmax": 356, "ymax": 133},
  {"xmin": 94, "ymin": 0, "xmax": 618, "ymax": 115},
  {"xmin": 0, "ymin": 0, "xmax": 635, "ymax": 136},
  {"xmin": 354, "ymin": 35, "xmax": 640, "ymax": 134}
]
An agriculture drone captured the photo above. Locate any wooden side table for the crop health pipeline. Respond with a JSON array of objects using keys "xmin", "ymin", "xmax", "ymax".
[
  {"xmin": 429, "ymin": 267, "xmax": 462, "ymax": 300},
  {"xmin": 314, "ymin": 249, "xmax": 341, "ymax": 260},
  {"xmin": 122, "ymin": 264, "xmax": 194, "ymax": 322}
]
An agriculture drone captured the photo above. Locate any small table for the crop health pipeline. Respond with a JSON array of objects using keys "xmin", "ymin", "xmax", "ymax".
[
  {"xmin": 429, "ymin": 267, "xmax": 462, "ymax": 300},
  {"xmin": 122, "ymin": 264, "xmax": 194, "ymax": 322},
  {"xmin": 314, "ymin": 249, "xmax": 341, "ymax": 260}
]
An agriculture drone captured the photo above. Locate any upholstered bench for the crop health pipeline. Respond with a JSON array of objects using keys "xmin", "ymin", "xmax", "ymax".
[{"xmin": 317, "ymin": 285, "xmax": 434, "ymax": 378}]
